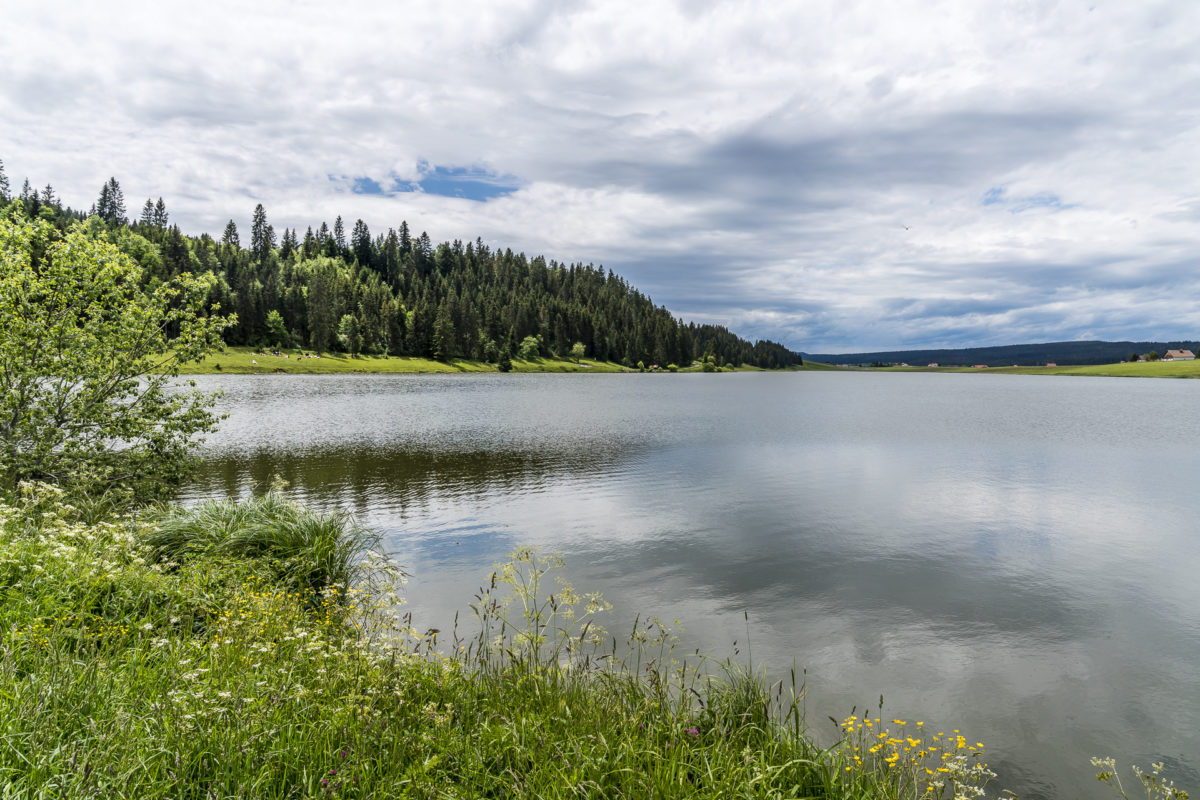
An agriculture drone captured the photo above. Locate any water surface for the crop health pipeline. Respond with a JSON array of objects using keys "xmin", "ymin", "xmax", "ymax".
[{"xmin": 183, "ymin": 372, "xmax": 1200, "ymax": 799}]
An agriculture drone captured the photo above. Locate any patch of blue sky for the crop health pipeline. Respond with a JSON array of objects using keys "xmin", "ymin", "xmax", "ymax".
[
  {"xmin": 981, "ymin": 186, "xmax": 1005, "ymax": 205},
  {"xmin": 344, "ymin": 163, "xmax": 520, "ymax": 202},
  {"xmin": 352, "ymin": 176, "xmax": 385, "ymax": 195},
  {"xmin": 980, "ymin": 186, "xmax": 1071, "ymax": 213}
]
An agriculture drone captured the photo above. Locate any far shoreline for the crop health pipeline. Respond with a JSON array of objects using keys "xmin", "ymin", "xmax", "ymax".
[
  {"xmin": 175, "ymin": 347, "xmax": 1200, "ymax": 378},
  {"xmin": 175, "ymin": 346, "xmax": 829, "ymax": 375},
  {"xmin": 828, "ymin": 360, "xmax": 1200, "ymax": 378}
]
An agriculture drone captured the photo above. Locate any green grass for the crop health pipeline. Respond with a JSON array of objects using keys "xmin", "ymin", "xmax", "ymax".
[
  {"xmin": 176, "ymin": 347, "xmax": 829, "ymax": 375},
  {"xmin": 0, "ymin": 489, "xmax": 1020, "ymax": 799},
  {"xmin": 143, "ymin": 492, "xmax": 382, "ymax": 596},
  {"xmin": 177, "ymin": 346, "xmax": 631, "ymax": 375}
]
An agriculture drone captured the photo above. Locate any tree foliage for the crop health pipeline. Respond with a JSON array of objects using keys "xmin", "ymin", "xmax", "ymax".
[{"xmin": 0, "ymin": 213, "xmax": 232, "ymax": 502}]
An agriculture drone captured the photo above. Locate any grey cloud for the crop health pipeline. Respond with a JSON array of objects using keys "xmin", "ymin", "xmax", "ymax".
[{"xmin": 575, "ymin": 108, "xmax": 1095, "ymax": 204}]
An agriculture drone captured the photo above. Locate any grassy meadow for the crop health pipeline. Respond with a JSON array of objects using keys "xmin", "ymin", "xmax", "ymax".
[
  {"xmin": 177, "ymin": 347, "xmax": 631, "ymax": 375},
  {"xmin": 175, "ymin": 347, "xmax": 840, "ymax": 375}
]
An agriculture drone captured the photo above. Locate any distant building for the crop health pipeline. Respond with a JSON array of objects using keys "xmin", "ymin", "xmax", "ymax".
[
  {"xmin": 1046, "ymin": 362, "xmax": 1057, "ymax": 367},
  {"xmin": 927, "ymin": 362, "xmax": 939, "ymax": 368},
  {"xmin": 973, "ymin": 364, "xmax": 988, "ymax": 369},
  {"xmin": 1162, "ymin": 350, "xmax": 1195, "ymax": 361}
]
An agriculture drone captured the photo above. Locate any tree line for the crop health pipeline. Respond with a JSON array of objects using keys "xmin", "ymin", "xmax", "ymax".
[{"xmin": 0, "ymin": 165, "xmax": 802, "ymax": 369}]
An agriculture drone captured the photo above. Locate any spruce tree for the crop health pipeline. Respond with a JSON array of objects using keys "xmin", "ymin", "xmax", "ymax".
[
  {"xmin": 351, "ymin": 218, "xmax": 372, "ymax": 268},
  {"xmin": 222, "ymin": 219, "xmax": 240, "ymax": 248},
  {"xmin": 141, "ymin": 198, "xmax": 155, "ymax": 227},
  {"xmin": 0, "ymin": 158, "xmax": 9, "ymax": 201},
  {"xmin": 102, "ymin": 177, "xmax": 125, "ymax": 224},
  {"xmin": 153, "ymin": 197, "xmax": 168, "ymax": 228},
  {"xmin": 334, "ymin": 216, "xmax": 346, "ymax": 251},
  {"xmin": 95, "ymin": 181, "xmax": 110, "ymax": 219},
  {"xmin": 250, "ymin": 203, "xmax": 274, "ymax": 262},
  {"xmin": 398, "ymin": 220, "xmax": 411, "ymax": 254}
]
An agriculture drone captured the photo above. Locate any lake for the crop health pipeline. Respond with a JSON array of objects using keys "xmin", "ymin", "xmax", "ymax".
[{"xmin": 181, "ymin": 371, "xmax": 1200, "ymax": 799}]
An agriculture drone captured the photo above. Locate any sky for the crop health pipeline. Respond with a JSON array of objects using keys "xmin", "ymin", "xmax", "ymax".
[{"xmin": 3, "ymin": 0, "xmax": 1199, "ymax": 353}]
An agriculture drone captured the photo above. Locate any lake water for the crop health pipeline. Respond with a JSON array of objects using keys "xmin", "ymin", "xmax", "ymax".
[{"xmin": 181, "ymin": 372, "xmax": 1200, "ymax": 799}]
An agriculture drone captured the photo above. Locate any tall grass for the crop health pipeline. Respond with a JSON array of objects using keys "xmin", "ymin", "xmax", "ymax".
[
  {"xmin": 143, "ymin": 491, "xmax": 383, "ymax": 596},
  {"xmin": 1, "ymin": 489, "xmax": 1180, "ymax": 799}
]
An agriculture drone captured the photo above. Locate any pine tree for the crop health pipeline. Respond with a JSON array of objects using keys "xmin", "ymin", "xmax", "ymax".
[
  {"xmin": 222, "ymin": 220, "xmax": 240, "ymax": 248},
  {"xmin": 40, "ymin": 184, "xmax": 56, "ymax": 207},
  {"xmin": 141, "ymin": 199, "xmax": 155, "ymax": 227},
  {"xmin": 99, "ymin": 177, "xmax": 125, "ymax": 224},
  {"xmin": 334, "ymin": 216, "xmax": 346, "ymax": 251},
  {"xmin": 382, "ymin": 228, "xmax": 401, "ymax": 288},
  {"xmin": 279, "ymin": 228, "xmax": 296, "ymax": 260},
  {"xmin": 0, "ymin": 158, "xmax": 9, "ymax": 201},
  {"xmin": 153, "ymin": 197, "xmax": 168, "ymax": 228},
  {"xmin": 250, "ymin": 203, "xmax": 274, "ymax": 262},
  {"xmin": 432, "ymin": 301, "xmax": 455, "ymax": 361},
  {"xmin": 398, "ymin": 220, "xmax": 411, "ymax": 255},
  {"xmin": 351, "ymin": 219, "xmax": 372, "ymax": 268}
]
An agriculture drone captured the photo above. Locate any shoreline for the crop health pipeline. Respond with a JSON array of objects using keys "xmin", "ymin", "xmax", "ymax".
[
  {"xmin": 176, "ymin": 346, "xmax": 825, "ymax": 375},
  {"xmin": 848, "ymin": 361, "xmax": 1200, "ymax": 378}
]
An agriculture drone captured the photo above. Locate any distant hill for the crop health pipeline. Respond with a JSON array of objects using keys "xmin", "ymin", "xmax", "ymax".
[{"xmin": 803, "ymin": 340, "xmax": 1200, "ymax": 367}]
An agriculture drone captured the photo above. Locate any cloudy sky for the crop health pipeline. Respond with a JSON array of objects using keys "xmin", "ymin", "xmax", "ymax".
[{"xmin": 3, "ymin": 1, "xmax": 1199, "ymax": 352}]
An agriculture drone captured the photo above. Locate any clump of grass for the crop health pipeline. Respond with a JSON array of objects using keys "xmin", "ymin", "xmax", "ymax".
[{"xmin": 143, "ymin": 490, "xmax": 382, "ymax": 595}]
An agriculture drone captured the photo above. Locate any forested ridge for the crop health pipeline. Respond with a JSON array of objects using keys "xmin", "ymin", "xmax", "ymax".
[{"xmin": 0, "ymin": 166, "xmax": 801, "ymax": 369}]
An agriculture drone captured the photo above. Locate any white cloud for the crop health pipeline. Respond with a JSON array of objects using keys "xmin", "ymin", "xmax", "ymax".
[{"xmin": 4, "ymin": 0, "xmax": 1200, "ymax": 351}]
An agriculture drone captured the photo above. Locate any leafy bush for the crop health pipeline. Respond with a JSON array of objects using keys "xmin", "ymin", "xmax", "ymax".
[
  {"xmin": 0, "ymin": 214, "xmax": 230, "ymax": 504},
  {"xmin": 518, "ymin": 334, "xmax": 544, "ymax": 360}
]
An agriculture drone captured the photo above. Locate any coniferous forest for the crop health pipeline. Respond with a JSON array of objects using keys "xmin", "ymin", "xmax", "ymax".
[{"xmin": 0, "ymin": 165, "xmax": 802, "ymax": 370}]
